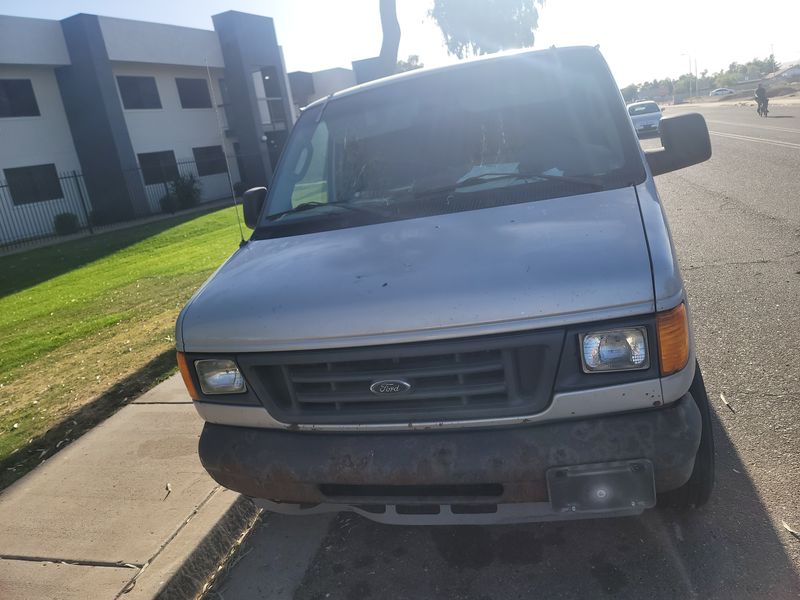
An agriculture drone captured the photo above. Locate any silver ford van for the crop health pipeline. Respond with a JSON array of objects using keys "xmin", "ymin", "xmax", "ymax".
[{"xmin": 177, "ymin": 46, "xmax": 714, "ymax": 524}]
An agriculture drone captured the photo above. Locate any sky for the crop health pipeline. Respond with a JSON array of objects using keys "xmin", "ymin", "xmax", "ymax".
[{"xmin": 2, "ymin": 0, "xmax": 799, "ymax": 86}]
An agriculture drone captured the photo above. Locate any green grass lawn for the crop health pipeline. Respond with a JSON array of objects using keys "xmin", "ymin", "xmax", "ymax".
[{"xmin": 0, "ymin": 207, "xmax": 244, "ymax": 480}]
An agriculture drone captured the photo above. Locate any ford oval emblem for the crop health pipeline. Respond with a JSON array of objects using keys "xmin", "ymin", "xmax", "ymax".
[{"xmin": 369, "ymin": 380, "xmax": 411, "ymax": 395}]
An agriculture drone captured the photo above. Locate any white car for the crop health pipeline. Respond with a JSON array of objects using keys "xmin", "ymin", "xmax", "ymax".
[
  {"xmin": 627, "ymin": 101, "xmax": 662, "ymax": 138},
  {"xmin": 709, "ymin": 88, "xmax": 735, "ymax": 96}
]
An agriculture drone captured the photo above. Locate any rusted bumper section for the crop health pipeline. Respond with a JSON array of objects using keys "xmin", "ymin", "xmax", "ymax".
[{"xmin": 198, "ymin": 394, "xmax": 701, "ymax": 505}]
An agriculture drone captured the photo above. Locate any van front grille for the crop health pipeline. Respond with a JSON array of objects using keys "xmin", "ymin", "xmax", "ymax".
[
  {"xmin": 237, "ymin": 329, "xmax": 564, "ymax": 425},
  {"xmin": 288, "ymin": 348, "xmax": 506, "ymax": 409}
]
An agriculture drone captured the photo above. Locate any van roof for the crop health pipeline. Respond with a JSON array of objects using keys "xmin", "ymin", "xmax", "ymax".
[{"xmin": 305, "ymin": 45, "xmax": 603, "ymax": 109}]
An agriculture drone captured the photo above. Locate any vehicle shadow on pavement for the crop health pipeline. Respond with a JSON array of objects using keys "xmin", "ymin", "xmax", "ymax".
[{"xmin": 291, "ymin": 416, "xmax": 799, "ymax": 600}]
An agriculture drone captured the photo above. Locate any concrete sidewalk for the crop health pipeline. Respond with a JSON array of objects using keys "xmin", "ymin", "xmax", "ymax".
[{"xmin": 0, "ymin": 374, "xmax": 257, "ymax": 599}]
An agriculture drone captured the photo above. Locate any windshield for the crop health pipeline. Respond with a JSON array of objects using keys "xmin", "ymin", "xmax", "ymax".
[
  {"xmin": 628, "ymin": 102, "xmax": 660, "ymax": 115},
  {"xmin": 257, "ymin": 49, "xmax": 645, "ymax": 237}
]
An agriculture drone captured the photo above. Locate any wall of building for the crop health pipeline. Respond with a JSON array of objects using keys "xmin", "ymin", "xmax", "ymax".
[
  {"xmin": 288, "ymin": 71, "xmax": 314, "ymax": 109},
  {"xmin": 113, "ymin": 62, "xmax": 238, "ymax": 211},
  {"xmin": 311, "ymin": 68, "xmax": 356, "ymax": 103},
  {"xmin": 0, "ymin": 15, "xmax": 70, "ymax": 66},
  {"xmin": 57, "ymin": 13, "xmax": 151, "ymax": 222},
  {"xmin": 99, "ymin": 16, "xmax": 224, "ymax": 68},
  {"xmin": 212, "ymin": 11, "xmax": 293, "ymax": 189},
  {"xmin": 0, "ymin": 64, "xmax": 84, "ymax": 243},
  {"xmin": 290, "ymin": 67, "xmax": 357, "ymax": 113},
  {"xmin": 0, "ymin": 10, "xmax": 293, "ymax": 245}
]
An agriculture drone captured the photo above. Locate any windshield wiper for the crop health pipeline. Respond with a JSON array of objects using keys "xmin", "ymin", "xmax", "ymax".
[
  {"xmin": 264, "ymin": 201, "xmax": 377, "ymax": 222},
  {"xmin": 413, "ymin": 171, "xmax": 607, "ymax": 199}
]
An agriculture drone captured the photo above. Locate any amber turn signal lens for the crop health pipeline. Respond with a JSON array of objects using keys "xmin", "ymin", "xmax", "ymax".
[
  {"xmin": 656, "ymin": 303, "xmax": 689, "ymax": 376},
  {"xmin": 176, "ymin": 351, "xmax": 199, "ymax": 400}
]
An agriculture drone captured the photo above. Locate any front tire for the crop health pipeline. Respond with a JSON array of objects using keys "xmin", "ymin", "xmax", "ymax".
[{"xmin": 658, "ymin": 362, "xmax": 715, "ymax": 509}]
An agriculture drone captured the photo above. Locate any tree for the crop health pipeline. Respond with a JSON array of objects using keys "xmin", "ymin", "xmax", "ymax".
[
  {"xmin": 397, "ymin": 55, "xmax": 424, "ymax": 72},
  {"xmin": 745, "ymin": 64, "xmax": 762, "ymax": 80},
  {"xmin": 620, "ymin": 53, "xmax": 780, "ymax": 99},
  {"xmin": 620, "ymin": 83, "xmax": 638, "ymax": 103},
  {"xmin": 697, "ymin": 69, "xmax": 715, "ymax": 93},
  {"xmin": 377, "ymin": 0, "xmax": 400, "ymax": 79},
  {"xmin": 430, "ymin": 0, "xmax": 545, "ymax": 59},
  {"xmin": 715, "ymin": 72, "xmax": 740, "ymax": 88},
  {"xmin": 673, "ymin": 74, "xmax": 693, "ymax": 95},
  {"xmin": 765, "ymin": 53, "xmax": 780, "ymax": 73}
]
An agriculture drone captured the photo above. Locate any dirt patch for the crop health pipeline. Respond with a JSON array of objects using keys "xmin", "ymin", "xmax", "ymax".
[
  {"xmin": 0, "ymin": 295, "xmax": 191, "ymax": 490},
  {"xmin": 0, "ymin": 349, "xmax": 176, "ymax": 490}
]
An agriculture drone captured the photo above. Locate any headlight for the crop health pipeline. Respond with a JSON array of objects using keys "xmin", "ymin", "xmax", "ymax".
[
  {"xmin": 580, "ymin": 327, "xmax": 649, "ymax": 373},
  {"xmin": 194, "ymin": 359, "xmax": 247, "ymax": 394}
]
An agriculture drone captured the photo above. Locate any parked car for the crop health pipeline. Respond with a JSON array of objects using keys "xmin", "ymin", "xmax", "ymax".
[
  {"xmin": 709, "ymin": 88, "xmax": 735, "ymax": 96},
  {"xmin": 627, "ymin": 100, "xmax": 663, "ymax": 138},
  {"xmin": 177, "ymin": 46, "xmax": 714, "ymax": 525}
]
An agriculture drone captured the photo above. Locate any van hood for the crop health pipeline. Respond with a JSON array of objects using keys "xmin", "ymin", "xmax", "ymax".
[{"xmin": 178, "ymin": 189, "xmax": 655, "ymax": 352}]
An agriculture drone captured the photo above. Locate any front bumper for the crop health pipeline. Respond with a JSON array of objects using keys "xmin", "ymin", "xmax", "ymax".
[
  {"xmin": 636, "ymin": 124, "xmax": 661, "ymax": 137},
  {"xmin": 198, "ymin": 394, "xmax": 701, "ymax": 522}
]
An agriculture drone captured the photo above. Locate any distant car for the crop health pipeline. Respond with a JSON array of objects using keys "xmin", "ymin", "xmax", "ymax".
[
  {"xmin": 627, "ymin": 101, "xmax": 662, "ymax": 138},
  {"xmin": 709, "ymin": 88, "xmax": 735, "ymax": 96}
]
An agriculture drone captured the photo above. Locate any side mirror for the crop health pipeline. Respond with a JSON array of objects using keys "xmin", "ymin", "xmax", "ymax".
[
  {"xmin": 242, "ymin": 187, "xmax": 267, "ymax": 229},
  {"xmin": 645, "ymin": 113, "xmax": 712, "ymax": 176}
]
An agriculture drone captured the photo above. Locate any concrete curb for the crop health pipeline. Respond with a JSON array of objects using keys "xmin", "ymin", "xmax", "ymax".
[{"xmin": 133, "ymin": 494, "xmax": 262, "ymax": 599}]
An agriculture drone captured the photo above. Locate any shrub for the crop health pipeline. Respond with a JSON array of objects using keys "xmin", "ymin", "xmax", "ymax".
[
  {"xmin": 53, "ymin": 212, "xmax": 80, "ymax": 236},
  {"xmin": 169, "ymin": 174, "xmax": 201, "ymax": 210},
  {"xmin": 159, "ymin": 194, "xmax": 178, "ymax": 214}
]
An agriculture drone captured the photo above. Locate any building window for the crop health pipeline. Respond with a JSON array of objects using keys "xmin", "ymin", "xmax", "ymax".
[
  {"xmin": 267, "ymin": 99, "xmax": 287, "ymax": 124},
  {"xmin": 3, "ymin": 164, "xmax": 62, "ymax": 205},
  {"xmin": 192, "ymin": 145, "xmax": 227, "ymax": 176},
  {"xmin": 117, "ymin": 76, "xmax": 161, "ymax": 109},
  {"xmin": 252, "ymin": 67, "xmax": 287, "ymax": 127},
  {"xmin": 261, "ymin": 67, "xmax": 282, "ymax": 97},
  {"xmin": 137, "ymin": 151, "xmax": 178, "ymax": 185},
  {"xmin": 176, "ymin": 78, "xmax": 212, "ymax": 109},
  {"xmin": 0, "ymin": 79, "xmax": 40, "ymax": 118}
]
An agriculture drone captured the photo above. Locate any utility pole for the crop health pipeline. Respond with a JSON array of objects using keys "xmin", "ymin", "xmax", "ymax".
[{"xmin": 681, "ymin": 53, "xmax": 692, "ymax": 98}]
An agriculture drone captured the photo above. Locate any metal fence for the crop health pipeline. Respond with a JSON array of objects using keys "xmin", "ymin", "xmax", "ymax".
[
  {"xmin": 132, "ymin": 157, "xmax": 233, "ymax": 216},
  {"xmin": 0, "ymin": 156, "xmax": 244, "ymax": 253},
  {"xmin": 0, "ymin": 170, "xmax": 95, "ymax": 252}
]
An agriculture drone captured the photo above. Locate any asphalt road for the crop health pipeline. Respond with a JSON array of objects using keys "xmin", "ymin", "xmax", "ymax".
[{"xmin": 212, "ymin": 103, "xmax": 800, "ymax": 600}]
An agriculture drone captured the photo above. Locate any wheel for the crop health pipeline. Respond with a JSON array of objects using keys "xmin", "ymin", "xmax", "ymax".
[{"xmin": 658, "ymin": 362, "xmax": 715, "ymax": 509}]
